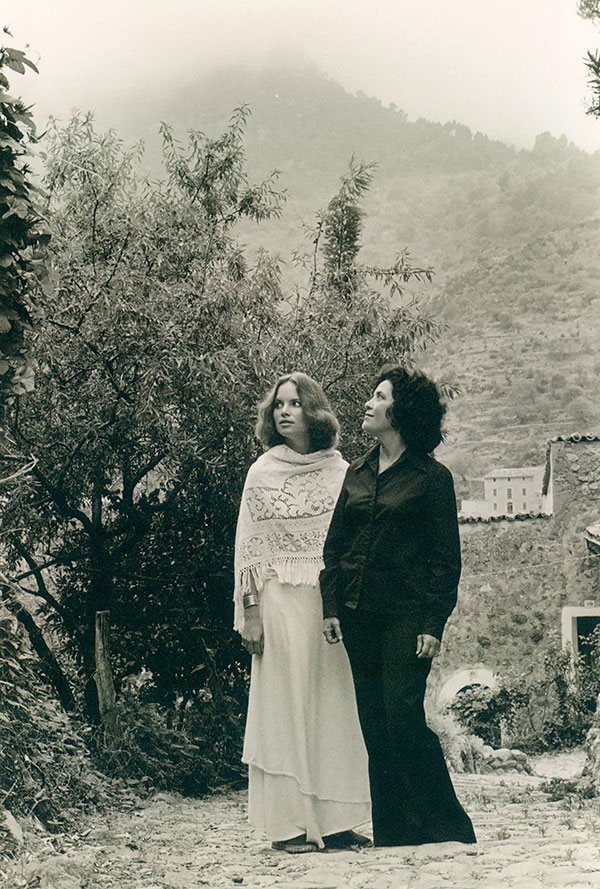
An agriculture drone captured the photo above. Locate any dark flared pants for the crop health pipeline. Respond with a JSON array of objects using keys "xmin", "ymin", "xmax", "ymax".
[{"xmin": 340, "ymin": 607, "xmax": 476, "ymax": 847}]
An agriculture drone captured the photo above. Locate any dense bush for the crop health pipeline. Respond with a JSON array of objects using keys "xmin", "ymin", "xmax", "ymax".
[
  {"xmin": 0, "ymin": 612, "xmax": 117, "ymax": 830},
  {"xmin": 451, "ymin": 633, "xmax": 600, "ymax": 753},
  {"xmin": 92, "ymin": 681, "xmax": 248, "ymax": 796},
  {"xmin": 0, "ymin": 35, "xmax": 50, "ymax": 403},
  {"xmin": 451, "ymin": 685, "xmax": 507, "ymax": 748},
  {"xmin": 0, "ymin": 600, "xmax": 249, "ymax": 839}
]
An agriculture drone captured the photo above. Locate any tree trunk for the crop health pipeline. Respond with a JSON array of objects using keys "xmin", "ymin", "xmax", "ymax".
[
  {"xmin": 0, "ymin": 586, "xmax": 76, "ymax": 712},
  {"xmin": 94, "ymin": 610, "xmax": 119, "ymax": 739},
  {"xmin": 84, "ymin": 476, "xmax": 111, "ymax": 721}
]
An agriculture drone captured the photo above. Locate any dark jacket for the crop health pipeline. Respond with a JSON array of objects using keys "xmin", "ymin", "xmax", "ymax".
[{"xmin": 319, "ymin": 445, "xmax": 461, "ymax": 640}]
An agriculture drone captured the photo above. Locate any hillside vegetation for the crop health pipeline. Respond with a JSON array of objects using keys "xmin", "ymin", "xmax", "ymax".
[{"xmin": 97, "ymin": 64, "xmax": 600, "ymax": 495}]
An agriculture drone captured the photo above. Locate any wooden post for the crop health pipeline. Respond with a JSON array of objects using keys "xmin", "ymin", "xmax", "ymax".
[
  {"xmin": 499, "ymin": 718, "xmax": 511, "ymax": 750},
  {"xmin": 94, "ymin": 610, "xmax": 119, "ymax": 738}
]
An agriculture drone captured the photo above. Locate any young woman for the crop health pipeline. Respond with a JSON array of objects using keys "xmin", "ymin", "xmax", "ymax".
[
  {"xmin": 321, "ymin": 365, "xmax": 476, "ymax": 847},
  {"xmin": 234, "ymin": 372, "xmax": 370, "ymax": 853}
]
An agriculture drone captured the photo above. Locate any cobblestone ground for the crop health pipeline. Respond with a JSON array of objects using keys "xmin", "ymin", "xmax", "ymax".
[{"xmin": 4, "ymin": 753, "xmax": 600, "ymax": 889}]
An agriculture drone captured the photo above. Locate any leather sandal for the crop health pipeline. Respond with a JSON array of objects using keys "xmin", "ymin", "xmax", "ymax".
[{"xmin": 272, "ymin": 835, "xmax": 319, "ymax": 854}]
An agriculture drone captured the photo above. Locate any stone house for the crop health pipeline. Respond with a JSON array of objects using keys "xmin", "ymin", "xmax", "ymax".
[
  {"xmin": 460, "ymin": 465, "xmax": 546, "ymax": 520},
  {"xmin": 432, "ymin": 434, "xmax": 600, "ymax": 710}
]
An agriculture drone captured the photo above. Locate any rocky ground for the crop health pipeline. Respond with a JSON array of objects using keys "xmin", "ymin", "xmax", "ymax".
[{"xmin": 3, "ymin": 750, "xmax": 599, "ymax": 889}]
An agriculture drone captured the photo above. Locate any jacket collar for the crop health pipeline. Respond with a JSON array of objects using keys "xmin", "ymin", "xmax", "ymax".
[
  {"xmin": 353, "ymin": 444, "xmax": 430, "ymax": 473},
  {"xmin": 353, "ymin": 444, "xmax": 378, "ymax": 470}
]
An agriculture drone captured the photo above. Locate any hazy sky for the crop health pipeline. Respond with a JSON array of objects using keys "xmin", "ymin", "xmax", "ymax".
[{"xmin": 2, "ymin": 0, "xmax": 599, "ymax": 151}]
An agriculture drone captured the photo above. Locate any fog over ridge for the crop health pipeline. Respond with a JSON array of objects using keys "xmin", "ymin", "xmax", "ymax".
[{"xmin": 2, "ymin": 0, "xmax": 599, "ymax": 152}]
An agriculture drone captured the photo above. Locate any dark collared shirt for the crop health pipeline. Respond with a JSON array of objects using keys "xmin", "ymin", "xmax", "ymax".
[{"xmin": 320, "ymin": 446, "xmax": 461, "ymax": 640}]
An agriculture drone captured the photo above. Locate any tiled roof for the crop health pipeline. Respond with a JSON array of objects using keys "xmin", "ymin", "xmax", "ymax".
[
  {"xmin": 548, "ymin": 434, "xmax": 600, "ymax": 444},
  {"xmin": 459, "ymin": 512, "xmax": 552, "ymax": 525},
  {"xmin": 542, "ymin": 433, "xmax": 600, "ymax": 495},
  {"xmin": 482, "ymin": 466, "xmax": 544, "ymax": 479}
]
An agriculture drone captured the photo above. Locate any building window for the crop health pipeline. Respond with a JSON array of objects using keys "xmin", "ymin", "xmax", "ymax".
[
  {"xmin": 493, "ymin": 488, "xmax": 497, "ymax": 496},
  {"xmin": 493, "ymin": 502, "xmax": 497, "ymax": 511},
  {"xmin": 507, "ymin": 502, "xmax": 513, "ymax": 513},
  {"xmin": 522, "ymin": 487, "xmax": 527, "ymax": 496},
  {"xmin": 522, "ymin": 503, "xmax": 527, "ymax": 511},
  {"xmin": 507, "ymin": 487, "xmax": 512, "ymax": 499},
  {"xmin": 562, "ymin": 608, "xmax": 600, "ymax": 664}
]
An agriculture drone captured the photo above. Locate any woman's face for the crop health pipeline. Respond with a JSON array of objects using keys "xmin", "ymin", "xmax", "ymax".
[
  {"xmin": 273, "ymin": 381, "xmax": 310, "ymax": 451},
  {"xmin": 362, "ymin": 379, "xmax": 395, "ymax": 437}
]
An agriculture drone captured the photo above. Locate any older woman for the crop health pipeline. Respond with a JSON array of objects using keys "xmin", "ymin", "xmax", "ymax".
[
  {"xmin": 320, "ymin": 365, "xmax": 475, "ymax": 847},
  {"xmin": 234, "ymin": 372, "xmax": 370, "ymax": 853}
]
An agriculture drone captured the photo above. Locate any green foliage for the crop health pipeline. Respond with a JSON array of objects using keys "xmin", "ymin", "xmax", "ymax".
[
  {"xmin": 579, "ymin": 0, "xmax": 600, "ymax": 21},
  {"xmin": 93, "ymin": 681, "xmax": 247, "ymax": 795},
  {"xmin": 321, "ymin": 157, "xmax": 376, "ymax": 297},
  {"xmin": 0, "ymin": 31, "xmax": 49, "ymax": 402},
  {"xmin": 451, "ymin": 634, "xmax": 600, "ymax": 752},
  {"xmin": 0, "ymin": 611, "xmax": 114, "ymax": 829},
  {"xmin": 451, "ymin": 684, "xmax": 529, "ymax": 748},
  {"xmin": 102, "ymin": 63, "xmax": 600, "ymax": 482},
  {"xmin": 577, "ymin": 0, "xmax": 600, "ymax": 21},
  {"xmin": 540, "ymin": 776, "xmax": 595, "ymax": 801},
  {"xmin": 584, "ymin": 50, "xmax": 600, "ymax": 117},
  {"xmin": 4, "ymin": 108, "xmax": 285, "ymax": 718},
  {"xmin": 577, "ymin": 2, "xmax": 600, "ymax": 117}
]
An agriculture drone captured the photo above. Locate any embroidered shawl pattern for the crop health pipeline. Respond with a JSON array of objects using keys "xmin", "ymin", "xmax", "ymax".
[{"xmin": 233, "ymin": 445, "xmax": 348, "ymax": 631}]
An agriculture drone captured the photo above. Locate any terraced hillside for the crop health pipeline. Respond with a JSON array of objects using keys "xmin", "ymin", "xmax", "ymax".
[{"xmin": 93, "ymin": 63, "xmax": 600, "ymax": 493}]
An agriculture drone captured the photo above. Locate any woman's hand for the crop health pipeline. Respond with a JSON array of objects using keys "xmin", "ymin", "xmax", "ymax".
[
  {"xmin": 242, "ymin": 607, "xmax": 264, "ymax": 656},
  {"xmin": 416, "ymin": 633, "xmax": 440, "ymax": 659},
  {"xmin": 323, "ymin": 617, "xmax": 343, "ymax": 644}
]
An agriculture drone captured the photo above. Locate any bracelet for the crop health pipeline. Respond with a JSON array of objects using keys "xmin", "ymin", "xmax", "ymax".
[{"xmin": 243, "ymin": 593, "xmax": 259, "ymax": 608}]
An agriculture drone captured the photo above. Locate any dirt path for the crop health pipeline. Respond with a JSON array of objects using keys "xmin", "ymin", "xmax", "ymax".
[{"xmin": 4, "ymin": 751, "xmax": 600, "ymax": 889}]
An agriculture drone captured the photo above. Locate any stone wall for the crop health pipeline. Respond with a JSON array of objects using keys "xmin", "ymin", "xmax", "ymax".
[{"xmin": 429, "ymin": 437, "xmax": 600, "ymax": 704}]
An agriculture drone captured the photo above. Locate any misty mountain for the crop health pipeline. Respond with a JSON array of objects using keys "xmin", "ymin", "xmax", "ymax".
[{"xmin": 99, "ymin": 64, "xmax": 600, "ymax": 492}]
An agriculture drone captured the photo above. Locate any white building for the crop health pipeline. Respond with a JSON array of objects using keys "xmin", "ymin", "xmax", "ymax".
[{"xmin": 460, "ymin": 465, "xmax": 546, "ymax": 519}]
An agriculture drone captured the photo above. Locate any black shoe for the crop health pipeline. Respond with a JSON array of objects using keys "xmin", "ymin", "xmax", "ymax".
[{"xmin": 323, "ymin": 829, "xmax": 373, "ymax": 850}]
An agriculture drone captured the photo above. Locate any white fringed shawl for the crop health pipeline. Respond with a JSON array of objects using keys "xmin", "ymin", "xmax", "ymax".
[{"xmin": 233, "ymin": 445, "xmax": 348, "ymax": 632}]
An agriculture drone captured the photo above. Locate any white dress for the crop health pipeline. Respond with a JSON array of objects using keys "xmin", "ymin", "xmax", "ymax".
[{"xmin": 242, "ymin": 573, "xmax": 371, "ymax": 847}]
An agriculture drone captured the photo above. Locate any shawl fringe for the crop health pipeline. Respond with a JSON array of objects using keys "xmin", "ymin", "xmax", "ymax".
[{"xmin": 233, "ymin": 557, "xmax": 324, "ymax": 632}]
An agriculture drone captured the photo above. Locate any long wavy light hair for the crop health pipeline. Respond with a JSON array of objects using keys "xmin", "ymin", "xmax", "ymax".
[{"xmin": 255, "ymin": 372, "xmax": 340, "ymax": 452}]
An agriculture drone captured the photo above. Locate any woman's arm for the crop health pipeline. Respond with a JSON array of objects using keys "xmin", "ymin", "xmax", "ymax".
[
  {"xmin": 319, "ymin": 484, "xmax": 349, "ymax": 619},
  {"xmin": 421, "ymin": 465, "xmax": 461, "ymax": 641},
  {"xmin": 242, "ymin": 573, "xmax": 264, "ymax": 656}
]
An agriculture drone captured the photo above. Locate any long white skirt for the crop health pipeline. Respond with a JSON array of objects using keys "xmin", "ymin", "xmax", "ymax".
[{"xmin": 242, "ymin": 577, "xmax": 370, "ymax": 847}]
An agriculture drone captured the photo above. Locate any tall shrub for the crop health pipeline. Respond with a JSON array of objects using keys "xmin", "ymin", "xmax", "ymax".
[{"xmin": 0, "ymin": 31, "xmax": 49, "ymax": 403}]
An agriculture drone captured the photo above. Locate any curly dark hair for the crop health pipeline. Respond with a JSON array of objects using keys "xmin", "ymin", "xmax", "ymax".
[
  {"xmin": 375, "ymin": 364, "xmax": 446, "ymax": 455},
  {"xmin": 255, "ymin": 372, "xmax": 340, "ymax": 452}
]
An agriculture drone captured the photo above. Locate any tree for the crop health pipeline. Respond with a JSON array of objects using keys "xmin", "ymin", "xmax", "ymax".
[
  {"xmin": 0, "ymin": 32, "xmax": 65, "ymax": 704},
  {"xmin": 0, "ymin": 30, "xmax": 49, "ymax": 404},
  {"xmin": 1, "ymin": 109, "xmax": 439, "ymax": 759},
  {"xmin": 578, "ymin": 0, "xmax": 600, "ymax": 117},
  {"xmin": 3, "ymin": 107, "xmax": 284, "ymax": 719},
  {"xmin": 285, "ymin": 156, "xmax": 440, "ymax": 455}
]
